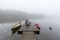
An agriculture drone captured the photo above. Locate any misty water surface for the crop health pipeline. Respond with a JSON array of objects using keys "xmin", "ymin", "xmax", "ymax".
[{"xmin": 0, "ymin": 19, "xmax": 60, "ymax": 40}]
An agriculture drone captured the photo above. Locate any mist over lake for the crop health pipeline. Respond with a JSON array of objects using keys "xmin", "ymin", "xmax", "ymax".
[
  {"xmin": 0, "ymin": 0, "xmax": 60, "ymax": 40},
  {"xmin": 0, "ymin": 17, "xmax": 60, "ymax": 40},
  {"xmin": 0, "ymin": 9, "xmax": 60, "ymax": 40}
]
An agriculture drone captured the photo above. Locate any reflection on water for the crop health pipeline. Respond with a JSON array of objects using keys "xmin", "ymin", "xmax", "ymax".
[{"xmin": 0, "ymin": 19, "xmax": 60, "ymax": 40}]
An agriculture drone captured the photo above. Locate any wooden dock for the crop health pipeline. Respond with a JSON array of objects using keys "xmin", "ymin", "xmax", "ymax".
[
  {"xmin": 11, "ymin": 20, "xmax": 40, "ymax": 40},
  {"xmin": 18, "ymin": 25, "xmax": 40, "ymax": 40},
  {"xmin": 20, "ymin": 32, "xmax": 37, "ymax": 40}
]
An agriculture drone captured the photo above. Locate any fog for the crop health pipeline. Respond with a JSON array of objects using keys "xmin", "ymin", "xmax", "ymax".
[
  {"xmin": 0, "ymin": 8, "xmax": 60, "ymax": 23},
  {"xmin": 0, "ymin": 9, "xmax": 45, "ymax": 23},
  {"xmin": 0, "ymin": 0, "xmax": 60, "ymax": 19},
  {"xmin": 0, "ymin": 0, "xmax": 60, "ymax": 40},
  {"xmin": 0, "ymin": 0, "xmax": 60, "ymax": 15},
  {"xmin": 0, "ymin": 0, "xmax": 60, "ymax": 20}
]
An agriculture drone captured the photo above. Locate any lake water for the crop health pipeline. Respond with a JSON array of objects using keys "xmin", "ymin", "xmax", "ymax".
[{"xmin": 0, "ymin": 19, "xmax": 60, "ymax": 40}]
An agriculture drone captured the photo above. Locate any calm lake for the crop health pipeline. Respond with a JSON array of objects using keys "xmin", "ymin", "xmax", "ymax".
[{"xmin": 0, "ymin": 19, "xmax": 60, "ymax": 40}]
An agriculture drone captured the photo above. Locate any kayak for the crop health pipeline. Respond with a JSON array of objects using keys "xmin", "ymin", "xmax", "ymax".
[
  {"xmin": 11, "ymin": 22, "xmax": 22, "ymax": 34},
  {"xmin": 35, "ymin": 23, "xmax": 40, "ymax": 30}
]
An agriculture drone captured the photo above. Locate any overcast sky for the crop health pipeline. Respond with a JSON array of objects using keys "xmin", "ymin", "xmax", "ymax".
[{"xmin": 0, "ymin": 0, "xmax": 60, "ymax": 15}]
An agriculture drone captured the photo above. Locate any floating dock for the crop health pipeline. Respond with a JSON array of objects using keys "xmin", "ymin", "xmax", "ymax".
[
  {"xmin": 18, "ymin": 25, "xmax": 40, "ymax": 40},
  {"xmin": 20, "ymin": 32, "xmax": 37, "ymax": 40},
  {"xmin": 11, "ymin": 21, "xmax": 40, "ymax": 40}
]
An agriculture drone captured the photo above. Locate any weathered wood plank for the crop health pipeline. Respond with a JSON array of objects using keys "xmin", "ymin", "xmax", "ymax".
[
  {"xmin": 20, "ymin": 32, "xmax": 37, "ymax": 40},
  {"xmin": 19, "ymin": 25, "xmax": 39, "ymax": 32},
  {"xmin": 19, "ymin": 25, "xmax": 39, "ymax": 40}
]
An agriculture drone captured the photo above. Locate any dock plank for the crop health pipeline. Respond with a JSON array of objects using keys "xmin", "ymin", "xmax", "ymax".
[
  {"xmin": 19, "ymin": 25, "xmax": 39, "ymax": 32},
  {"xmin": 20, "ymin": 32, "xmax": 37, "ymax": 40},
  {"xmin": 19, "ymin": 25, "xmax": 39, "ymax": 40}
]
